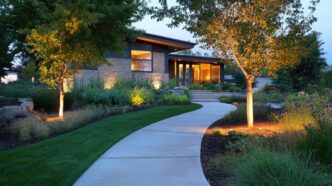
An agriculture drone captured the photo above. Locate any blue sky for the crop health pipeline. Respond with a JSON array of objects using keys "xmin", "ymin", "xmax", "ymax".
[{"xmin": 133, "ymin": 0, "xmax": 332, "ymax": 65}]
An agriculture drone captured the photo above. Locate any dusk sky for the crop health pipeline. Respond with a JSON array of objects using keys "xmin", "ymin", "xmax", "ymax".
[{"xmin": 134, "ymin": 0, "xmax": 332, "ymax": 65}]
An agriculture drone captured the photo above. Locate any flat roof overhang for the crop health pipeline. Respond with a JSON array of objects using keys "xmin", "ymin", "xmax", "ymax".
[
  {"xmin": 136, "ymin": 33, "xmax": 196, "ymax": 51},
  {"xmin": 169, "ymin": 54, "xmax": 223, "ymax": 64}
]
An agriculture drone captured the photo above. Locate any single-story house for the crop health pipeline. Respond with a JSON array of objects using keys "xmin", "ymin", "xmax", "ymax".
[{"xmin": 74, "ymin": 33, "xmax": 224, "ymax": 89}]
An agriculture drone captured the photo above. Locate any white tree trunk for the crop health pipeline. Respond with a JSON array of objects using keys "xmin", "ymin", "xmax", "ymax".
[
  {"xmin": 59, "ymin": 79, "xmax": 64, "ymax": 118},
  {"xmin": 246, "ymin": 77, "xmax": 254, "ymax": 128}
]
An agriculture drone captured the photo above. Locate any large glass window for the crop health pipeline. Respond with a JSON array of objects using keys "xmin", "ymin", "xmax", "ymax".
[
  {"xmin": 211, "ymin": 64, "xmax": 220, "ymax": 83},
  {"xmin": 131, "ymin": 50, "xmax": 152, "ymax": 72},
  {"xmin": 200, "ymin": 64, "xmax": 210, "ymax": 83},
  {"xmin": 192, "ymin": 64, "xmax": 200, "ymax": 83}
]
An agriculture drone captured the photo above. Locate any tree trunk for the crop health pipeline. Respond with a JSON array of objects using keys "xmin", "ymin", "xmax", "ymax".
[
  {"xmin": 59, "ymin": 78, "xmax": 64, "ymax": 119},
  {"xmin": 246, "ymin": 77, "xmax": 254, "ymax": 128}
]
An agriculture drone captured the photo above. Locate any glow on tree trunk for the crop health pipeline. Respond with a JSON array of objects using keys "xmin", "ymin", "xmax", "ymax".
[
  {"xmin": 246, "ymin": 77, "xmax": 254, "ymax": 128},
  {"xmin": 59, "ymin": 80, "xmax": 64, "ymax": 118}
]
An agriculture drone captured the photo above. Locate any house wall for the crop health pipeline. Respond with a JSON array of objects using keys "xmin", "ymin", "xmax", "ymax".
[
  {"xmin": 133, "ymin": 52, "xmax": 169, "ymax": 89},
  {"xmin": 73, "ymin": 47, "xmax": 168, "ymax": 90}
]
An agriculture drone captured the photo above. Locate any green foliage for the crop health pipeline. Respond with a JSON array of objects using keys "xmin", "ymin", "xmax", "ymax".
[
  {"xmin": 0, "ymin": 80, "xmax": 43, "ymax": 98},
  {"xmin": 161, "ymin": 78, "xmax": 177, "ymax": 89},
  {"xmin": 320, "ymin": 70, "xmax": 332, "ymax": 89},
  {"xmin": 21, "ymin": 61, "xmax": 37, "ymax": 80},
  {"xmin": 31, "ymin": 89, "xmax": 59, "ymax": 112},
  {"xmin": 254, "ymin": 90, "xmax": 284, "ymax": 103},
  {"xmin": 299, "ymin": 124, "xmax": 332, "ymax": 165},
  {"xmin": 162, "ymin": 94, "xmax": 190, "ymax": 105},
  {"xmin": 222, "ymin": 103, "xmax": 270, "ymax": 124},
  {"xmin": 113, "ymin": 78, "xmax": 153, "ymax": 90},
  {"xmin": 219, "ymin": 96, "xmax": 246, "ymax": 104},
  {"xmin": 129, "ymin": 87, "xmax": 155, "ymax": 106},
  {"xmin": 274, "ymin": 32, "xmax": 326, "ymax": 91},
  {"xmin": 0, "ymin": 9, "xmax": 13, "ymax": 77},
  {"xmin": 189, "ymin": 83, "xmax": 201, "ymax": 90},
  {"xmin": 234, "ymin": 150, "xmax": 331, "ymax": 186}
]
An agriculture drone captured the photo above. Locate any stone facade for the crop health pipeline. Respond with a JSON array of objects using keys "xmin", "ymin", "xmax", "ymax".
[
  {"xmin": 133, "ymin": 52, "xmax": 168, "ymax": 89},
  {"xmin": 72, "ymin": 52, "xmax": 168, "ymax": 90}
]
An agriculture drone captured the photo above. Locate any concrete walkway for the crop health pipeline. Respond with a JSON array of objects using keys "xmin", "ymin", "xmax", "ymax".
[{"xmin": 74, "ymin": 102, "xmax": 236, "ymax": 186}]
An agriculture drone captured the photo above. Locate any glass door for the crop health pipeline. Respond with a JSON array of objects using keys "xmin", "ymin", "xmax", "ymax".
[{"xmin": 177, "ymin": 63, "xmax": 191, "ymax": 86}]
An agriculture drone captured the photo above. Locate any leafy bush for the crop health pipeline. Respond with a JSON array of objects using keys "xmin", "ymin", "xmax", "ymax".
[
  {"xmin": 219, "ymin": 96, "xmax": 246, "ymax": 104},
  {"xmin": 129, "ymin": 87, "xmax": 154, "ymax": 106},
  {"xmin": 31, "ymin": 89, "xmax": 59, "ymax": 112},
  {"xmin": 189, "ymin": 83, "xmax": 201, "ymax": 90},
  {"xmin": 162, "ymin": 94, "xmax": 190, "ymax": 105},
  {"xmin": 279, "ymin": 93, "xmax": 326, "ymax": 131},
  {"xmin": 162, "ymin": 78, "xmax": 177, "ymax": 89},
  {"xmin": 298, "ymin": 119, "xmax": 332, "ymax": 165},
  {"xmin": 222, "ymin": 103, "xmax": 269, "ymax": 124},
  {"xmin": 254, "ymin": 90, "xmax": 284, "ymax": 103},
  {"xmin": 234, "ymin": 150, "xmax": 331, "ymax": 186},
  {"xmin": 113, "ymin": 78, "xmax": 153, "ymax": 90},
  {"xmin": 0, "ymin": 80, "xmax": 43, "ymax": 98}
]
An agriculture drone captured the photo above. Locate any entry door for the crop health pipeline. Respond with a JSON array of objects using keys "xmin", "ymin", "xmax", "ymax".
[{"xmin": 177, "ymin": 63, "xmax": 191, "ymax": 86}]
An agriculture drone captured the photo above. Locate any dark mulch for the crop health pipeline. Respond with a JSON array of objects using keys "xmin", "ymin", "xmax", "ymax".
[{"xmin": 201, "ymin": 123, "xmax": 238, "ymax": 186}]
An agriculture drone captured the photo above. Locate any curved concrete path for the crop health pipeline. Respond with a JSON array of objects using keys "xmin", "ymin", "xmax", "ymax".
[{"xmin": 74, "ymin": 102, "xmax": 236, "ymax": 186}]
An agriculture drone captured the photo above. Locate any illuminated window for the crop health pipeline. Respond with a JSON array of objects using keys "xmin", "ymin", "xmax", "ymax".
[
  {"xmin": 192, "ymin": 64, "xmax": 200, "ymax": 83},
  {"xmin": 131, "ymin": 50, "xmax": 152, "ymax": 72},
  {"xmin": 200, "ymin": 64, "xmax": 210, "ymax": 82},
  {"xmin": 211, "ymin": 65, "xmax": 220, "ymax": 83}
]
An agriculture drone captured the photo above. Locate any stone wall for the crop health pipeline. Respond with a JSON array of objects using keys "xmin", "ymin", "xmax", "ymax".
[
  {"xmin": 71, "ymin": 52, "xmax": 168, "ymax": 90},
  {"xmin": 133, "ymin": 52, "xmax": 168, "ymax": 89}
]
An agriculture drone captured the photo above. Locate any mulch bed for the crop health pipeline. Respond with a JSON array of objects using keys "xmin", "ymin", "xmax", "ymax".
[{"xmin": 201, "ymin": 119, "xmax": 283, "ymax": 186}]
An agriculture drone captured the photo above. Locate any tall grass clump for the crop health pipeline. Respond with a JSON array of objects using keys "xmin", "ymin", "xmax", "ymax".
[
  {"xmin": 10, "ymin": 105, "xmax": 124, "ymax": 141},
  {"xmin": 235, "ymin": 150, "xmax": 331, "ymax": 186},
  {"xmin": 279, "ymin": 93, "xmax": 327, "ymax": 131},
  {"xmin": 0, "ymin": 80, "xmax": 43, "ymax": 98},
  {"xmin": 222, "ymin": 103, "xmax": 269, "ymax": 124}
]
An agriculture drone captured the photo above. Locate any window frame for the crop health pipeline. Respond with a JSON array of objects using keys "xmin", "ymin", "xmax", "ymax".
[{"xmin": 130, "ymin": 50, "xmax": 153, "ymax": 73}]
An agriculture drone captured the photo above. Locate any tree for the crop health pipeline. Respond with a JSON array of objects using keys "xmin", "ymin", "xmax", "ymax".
[
  {"xmin": 21, "ymin": 61, "xmax": 37, "ymax": 81},
  {"xmin": 274, "ymin": 32, "xmax": 326, "ymax": 91},
  {"xmin": 152, "ymin": 0, "xmax": 318, "ymax": 127},
  {"xmin": 0, "ymin": 6, "xmax": 13, "ymax": 77},
  {"xmin": 23, "ymin": 0, "xmax": 145, "ymax": 118}
]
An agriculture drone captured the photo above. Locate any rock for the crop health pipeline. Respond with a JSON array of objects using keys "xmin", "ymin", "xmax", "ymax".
[{"xmin": 265, "ymin": 102, "xmax": 284, "ymax": 110}]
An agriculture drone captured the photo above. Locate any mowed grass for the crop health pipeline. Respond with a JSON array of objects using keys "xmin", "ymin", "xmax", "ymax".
[{"xmin": 0, "ymin": 104, "xmax": 201, "ymax": 186}]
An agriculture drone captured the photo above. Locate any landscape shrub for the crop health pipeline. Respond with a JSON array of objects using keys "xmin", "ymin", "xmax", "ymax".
[
  {"xmin": 222, "ymin": 103, "xmax": 269, "ymax": 124},
  {"xmin": 297, "ymin": 118, "xmax": 332, "ymax": 166},
  {"xmin": 31, "ymin": 89, "xmax": 59, "ymax": 112},
  {"xmin": 280, "ymin": 94, "xmax": 321, "ymax": 131},
  {"xmin": 162, "ymin": 78, "xmax": 177, "ymax": 89},
  {"xmin": 113, "ymin": 78, "xmax": 153, "ymax": 90},
  {"xmin": 162, "ymin": 94, "xmax": 190, "ymax": 105},
  {"xmin": 234, "ymin": 150, "xmax": 331, "ymax": 186},
  {"xmin": 129, "ymin": 87, "xmax": 154, "ymax": 106},
  {"xmin": 219, "ymin": 96, "xmax": 246, "ymax": 104},
  {"xmin": 0, "ymin": 80, "xmax": 43, "ymax": 98},
  {"xmin": 189, "ymin": 83, "xmax": 201, "ymax": 90},
  {"xmin": 254, "ymin": 90, "xmax": 284, "ymax": 103}
]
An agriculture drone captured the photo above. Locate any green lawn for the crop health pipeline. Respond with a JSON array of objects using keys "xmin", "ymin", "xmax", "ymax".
[{"xmin": 0, "ymin": 104, "xmax": 201, "ymax": 186}]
